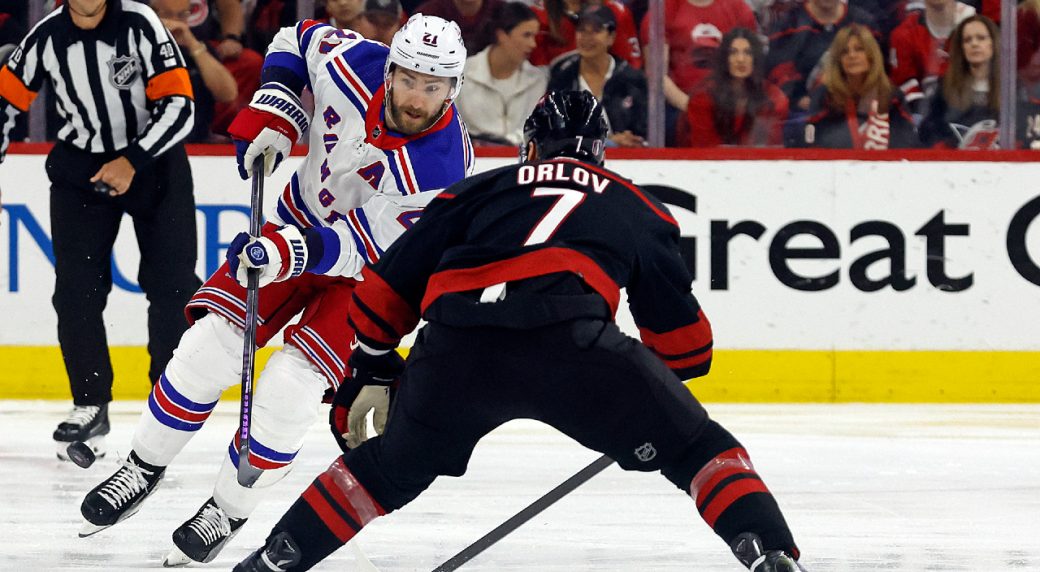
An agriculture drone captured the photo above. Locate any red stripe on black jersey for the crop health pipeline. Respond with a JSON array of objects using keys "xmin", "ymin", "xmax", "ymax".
[
  {"xmin": 639, "ymin": 309, "xmax": 713, "ymax": 378},
  {"xmin": 349, "ymin": 267, "xmax": 419, "ymax": 348},
  {"xmin": 639, "ymin": 309, "xmax": 713, "ymax": 355},
  {"xmin": 420, "ymin": 247, "xmax": 621, "ymax": 315}
]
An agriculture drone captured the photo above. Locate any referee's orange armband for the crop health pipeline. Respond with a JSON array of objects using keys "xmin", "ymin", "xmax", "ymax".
[
  {"xmin": 0, "ymin": 66, "xmax": 38, "ymax": 111},
  {"xmin": 145, "ymin": 68, "xmax": 194, "ymax": 101}
]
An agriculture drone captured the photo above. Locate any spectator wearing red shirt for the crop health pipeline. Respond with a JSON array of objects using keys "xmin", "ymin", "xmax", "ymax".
[
  {"xmin": 1020, "ymin": 0, "xmax": 1040, "ymax": 93},
  {"xmin": 413, "ymin": 0, "xmax": 504, "ymax": 55},
  {"xmin": 184, "ymin": 0, "xmax": 263, "ymax": 136},
  {"xmin": 529, "ymin": 0, "xmax": 642, "ymax": 69},
  {"xmin": 682, "ymin": 27, "xmax": 788, "ymax": 147},
  {"xmin": 640, "ymin": 0, "xmax": 757, "ymax": 115},
  {"xmin": 888, "ymin": 0, "xmax": 975, "ymax": 112}
]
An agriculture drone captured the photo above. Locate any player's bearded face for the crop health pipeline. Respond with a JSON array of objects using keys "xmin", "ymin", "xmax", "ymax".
[{"xmin": 387, "ymin": 69, "xmax": 452, "ymax": 135}]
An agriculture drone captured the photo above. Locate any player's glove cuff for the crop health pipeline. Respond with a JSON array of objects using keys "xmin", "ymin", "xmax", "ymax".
[{"xmin": 248, "ymin": 83, "xmax": 309, "ymax": 141}]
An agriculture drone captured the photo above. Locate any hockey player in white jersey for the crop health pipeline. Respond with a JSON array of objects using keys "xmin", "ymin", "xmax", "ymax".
[{"xmin": 78, "ymin": 13, "xmax": 472, "ymax": 566}]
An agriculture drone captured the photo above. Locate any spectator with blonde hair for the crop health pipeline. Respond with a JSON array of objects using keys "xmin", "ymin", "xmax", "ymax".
[
  {"xmin": 801, "ymin": 24, "xmax": 915, "ymax": 149},
  {"xmin": 683, "ymin": 27, "xmax": 788, "ymax": 147},
  {"xmin": 918, "ymin": 14, "xmax": 1001, "ymax": 149}
]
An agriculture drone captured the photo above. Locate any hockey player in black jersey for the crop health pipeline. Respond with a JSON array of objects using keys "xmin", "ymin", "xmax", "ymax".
[{"xmin": 233, "ymin": 90, "xmax": 806, "ymax": 572}]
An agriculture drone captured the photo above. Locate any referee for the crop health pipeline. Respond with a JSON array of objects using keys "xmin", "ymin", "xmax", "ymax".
[{"xmin": 0, "ymin": 0, "xmax": 201, "ymax": 460}]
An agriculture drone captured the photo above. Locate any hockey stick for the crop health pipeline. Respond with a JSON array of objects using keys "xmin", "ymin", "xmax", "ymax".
[
  {"xmin": 430, "ymin": 454, "xmax": 615, "ymax": 572},
  {"xmin": 237, "ymin": 159, "xmax": 265, "ymax": 488}
]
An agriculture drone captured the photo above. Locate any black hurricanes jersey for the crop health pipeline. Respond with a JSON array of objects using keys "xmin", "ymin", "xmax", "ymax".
[{"xmin": 348, "ymin": 157, "xmax": 713, "ymax": 381}]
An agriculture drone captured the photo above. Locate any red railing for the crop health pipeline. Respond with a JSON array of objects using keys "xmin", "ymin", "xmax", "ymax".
[{"xmin": 7, "ymin": 142, "xmax": 1040, "ymax": 162}]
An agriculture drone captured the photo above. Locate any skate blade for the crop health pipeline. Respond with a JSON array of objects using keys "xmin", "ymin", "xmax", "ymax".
[
  {"xmin": 56, "ymin": 435, "xmax": 107, "ymax": 462},
  {"xmin": 162, "ymin": 545, "xmax": 192, "ymax": 567},
  {"xmin": 352, "ymin": 542, "xmax": 381, "ymax": 572},
  {"xmin": 79, "ymin": 520, "xmax": 112, "ymax": 538}
]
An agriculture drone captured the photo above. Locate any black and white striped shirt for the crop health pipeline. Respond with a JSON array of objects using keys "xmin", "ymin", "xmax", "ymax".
[{"xmin": 0, "ymin": 0, "xmax": 194, "ymax": 168}]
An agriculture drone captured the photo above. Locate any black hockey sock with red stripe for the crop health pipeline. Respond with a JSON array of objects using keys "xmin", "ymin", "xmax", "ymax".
[
  {"xmin": 680, "ymin": 420, "xmax": 799, "ymax": 558},
  {"xmin": 265, "ymin": 456, "xmax": 386, "ymax": 570}
]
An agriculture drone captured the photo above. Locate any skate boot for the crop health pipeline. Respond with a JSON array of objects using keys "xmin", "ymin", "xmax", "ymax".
[
  {"xmin": 79, "ymin": 451, "xmax": 165, "ymax": 537},
  {"xmin": 54, "ymin": 404, "xmax": 110, "ymax": 461},
  {"xmin": 163, "ymin": 497, "xmax": 247, "ymax": 566},
  {"xmin": 731, "ymin": 532, "xmax": 806, "ymax": 572},
  {"xmin": 234, "ymin": 531, "xmax": 302, "ymax": 572}
]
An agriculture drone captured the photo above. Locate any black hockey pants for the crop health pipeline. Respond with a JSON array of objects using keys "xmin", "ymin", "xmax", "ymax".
[
  {"xmin": 345, "ymin": 318, "xmax": 722, "ymax": 512},
  {"xmin": 46, "ymin": 142, "xmax": 200, "ymax": 405}
]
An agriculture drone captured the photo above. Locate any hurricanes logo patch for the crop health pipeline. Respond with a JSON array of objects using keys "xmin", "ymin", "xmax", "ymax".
[
  {"xmin": 634, "ymin": 442, "xmax": 657, "ymax": 462},
  {"xmin": 107, "ymin": 56, "xmax": 140, "ymax": 90}
]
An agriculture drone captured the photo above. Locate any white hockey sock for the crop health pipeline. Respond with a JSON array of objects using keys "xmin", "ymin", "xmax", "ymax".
[
  {"xmin": 213, "ymin": 345, "xmax": 327, "ymax": 519},
  {"xmin": 132, "ymin": 314, "xmax": 244, "ymax": 467}
]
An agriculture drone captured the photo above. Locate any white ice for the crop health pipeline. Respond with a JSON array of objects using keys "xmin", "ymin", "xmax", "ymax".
[{"xmin": 1, "ymin": 401, "xmax": 1038, "ymax": 571}]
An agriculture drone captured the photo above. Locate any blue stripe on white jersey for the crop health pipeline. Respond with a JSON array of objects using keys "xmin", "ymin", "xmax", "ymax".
[
  {"xmin": 326, "ymin": 59, "xmax": 369, "ymax": 117},
  {"xmin": 266, "ymin": 51, "xmax": 309, "ymax": 89},
  {"xmin": 383, "ymin": 149, "xmax": 411, "ymax": 197},
  {"xmin": 297, "ymin": 20, "xmax": 331, "ymax": 56},
  {"xmin": 351, "ymin": 207, "xmax": 383, "ymax": 258},
  {"xmin": 325, "ymin": 41, "xmax": 387, "ymax": 117},
  {"xmin": 338, "ymin": 40, "xmax": 388, "ymax": 94},
  {"xmin": 290, "ymin": 173, "xmax": 324, "ymax": 227},
  {"xmin": 459, "ymin": 117, "xmax": 475, "ymax": 174},
  {"xmin": 396, "ymin": 108, "xmax": 472, "ymax": 192}
]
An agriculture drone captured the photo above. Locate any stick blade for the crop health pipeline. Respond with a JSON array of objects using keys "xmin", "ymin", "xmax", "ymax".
[{"xmin": 236, "ymin": 446, "xmax": 265, "ymax": 487}]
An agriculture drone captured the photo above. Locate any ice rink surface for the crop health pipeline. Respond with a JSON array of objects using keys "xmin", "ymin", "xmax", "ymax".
[{"xmin": 1, "ymin": 401, "xmax": 1038, "ymax": 571}]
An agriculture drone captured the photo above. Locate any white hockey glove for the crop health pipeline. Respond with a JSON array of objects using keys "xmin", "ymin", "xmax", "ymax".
[
  {"xmin": 226, "ymin": 225, "xmax": 308, "ymax": 287},
  {"xmin": 227, "ymin": 83, "xmax": 309, "ymax": 179},
  {"xmin": 346, "ymin": 386, "xmax": 390, "ymax": 449},
  {"xmin": 329, "ymin": 342, "xmax": 404, "ymax": 453}
]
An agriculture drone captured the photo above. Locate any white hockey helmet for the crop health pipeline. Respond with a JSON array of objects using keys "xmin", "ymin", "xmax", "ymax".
[{"xmin": 384, "ymin": 13, "xmax": 467, "ymax": 101}]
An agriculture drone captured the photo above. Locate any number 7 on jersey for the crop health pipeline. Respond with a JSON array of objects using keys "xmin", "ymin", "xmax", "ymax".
[{"xmin": 523, "ymin": 187, "xmax": 586, "ymax": 246}]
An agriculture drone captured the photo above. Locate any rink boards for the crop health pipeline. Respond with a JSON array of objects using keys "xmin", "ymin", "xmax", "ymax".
[{"xmin": 1, "ymin": 149, "xmax": 1038, "ymax": 402}]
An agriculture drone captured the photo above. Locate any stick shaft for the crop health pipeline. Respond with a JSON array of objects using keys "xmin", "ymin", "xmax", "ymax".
[
  {"xmin": 237, "ymin": 161, "xmax": 265, "ymax": 487},
  {"xmin": 431, "ymin": 454, "xmax": 614, "ymax": 572}
]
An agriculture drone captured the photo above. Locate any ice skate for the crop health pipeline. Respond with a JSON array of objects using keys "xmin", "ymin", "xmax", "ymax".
[
  {"xmin": 79, "ymin": 451, "xmax": 165, "ymax": 537},
  {"xmin": 233, "ymin": 531, "xmax": 301, "ymax": 572},
  {"xmin": 731, "ymin": 532, "xmax": 806, "ymax": 572},
  {"xmin": 54, "ymin": 404, "xmax": 109, "ymax": 461},
  {"xmin": 163, "ymin": 497, "xmax": 247, "ymax": 566}
]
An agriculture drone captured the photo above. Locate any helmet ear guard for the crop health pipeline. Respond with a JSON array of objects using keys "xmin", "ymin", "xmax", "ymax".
[{"xmin": 521, "ymin": 91, "xmax": 609, "ymax": 166}]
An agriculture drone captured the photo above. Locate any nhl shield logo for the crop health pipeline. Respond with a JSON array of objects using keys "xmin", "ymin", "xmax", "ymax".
[
  {"xmin": 108, "ymin": 56, "xmax": 140, "ymax": 90},
  {"xmin": 634, "ymin": 442, "xmax": 656, "ymax": 462}
]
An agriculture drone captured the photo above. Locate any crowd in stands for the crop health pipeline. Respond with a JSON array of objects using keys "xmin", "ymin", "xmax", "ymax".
[{"xmin": 3, "ymin": 0, "xmax": 1040, "ymax": 149}]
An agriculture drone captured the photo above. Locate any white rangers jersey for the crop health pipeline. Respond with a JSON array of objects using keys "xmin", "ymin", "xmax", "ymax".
[{"xmin": 264, "ymin": 20, "xmax": 474, "ymax": 279}]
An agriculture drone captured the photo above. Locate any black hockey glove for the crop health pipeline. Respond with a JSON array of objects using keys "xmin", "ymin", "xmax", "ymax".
[{"xmin": 329, "ymin": 346, "xmax": 404, "ymax": 453}]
